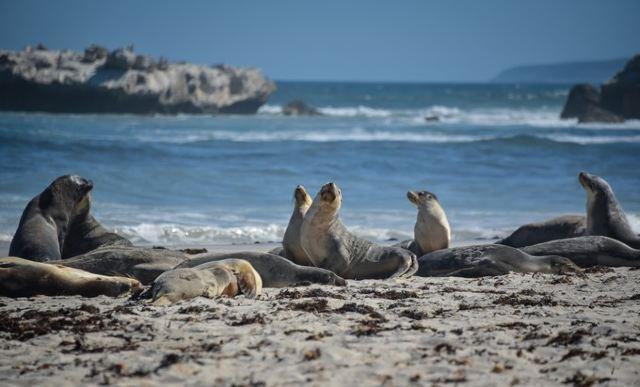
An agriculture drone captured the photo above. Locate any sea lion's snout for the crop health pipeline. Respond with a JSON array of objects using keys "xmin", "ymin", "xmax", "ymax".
[
  {"xmin": 320, "ymin": 182, "xmax": 338, "ymax": 202},
  {"xmin": 407, "ymin": 191, "xmax": 419, "ymax": 205},
  {"xmin": 578, "ymin": 171, "xmax": 595, "ymax": 190},
  {"xmin": 80, "ymin": 179, "xmax": 93, "ymax": 193}
]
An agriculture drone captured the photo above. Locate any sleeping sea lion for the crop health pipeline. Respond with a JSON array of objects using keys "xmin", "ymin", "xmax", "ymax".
[
  {"xmin": 0, "ymin": 257, "xmax": 141, "ymax": 298},
  {"xmin": 150, "ymin": 259, "xmax": 262, "ymax": 305},
  {"xmin": 416, "ymin": 244, "xmax": 579, "ymax": 277}
]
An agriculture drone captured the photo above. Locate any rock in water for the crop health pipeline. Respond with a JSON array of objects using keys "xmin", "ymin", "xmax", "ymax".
[
  {"xmin": 560, "ymin": 84, "xmax": 624, "ymax": 123},
  {"xmin": 0, "ymin": 45, "xmax": 276, "ymax": 114},
  {"xmin": 601, "ymin": 55, "xmax": 640, "ymax": 120},
  {"xmin": 560, "ymin": 54, "xmax": 640, "ymax": 123},
  {"xmin": 282, "ymin": 100, "xmax": 321, "ymax": 116}
]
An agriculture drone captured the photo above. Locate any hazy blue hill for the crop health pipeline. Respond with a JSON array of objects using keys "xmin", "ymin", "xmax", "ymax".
[{"xmin": 492, "ymin": 58, "xmax": 628, "ymax": 84}]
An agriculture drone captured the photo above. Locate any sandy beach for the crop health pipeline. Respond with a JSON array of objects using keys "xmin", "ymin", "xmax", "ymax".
[{"xmin": 1, "ymin": 243, "xmax": 639, "ymax": 386}]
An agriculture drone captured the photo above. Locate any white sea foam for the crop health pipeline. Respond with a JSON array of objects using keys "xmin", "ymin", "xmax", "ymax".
[
  {"xmin": 114, "ymin": 223, "xmax": 286, "ymax": 245},
  {"xmin": 259, "ymin": 103, "xmax": 640, "ymax": 130}
]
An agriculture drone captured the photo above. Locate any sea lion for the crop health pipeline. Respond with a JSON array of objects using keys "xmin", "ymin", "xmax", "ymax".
[
  {"xmin": 150, "ymin": 259, "xmax": 262, "ymax": 305},
  {"xmin": 177, "ymin": 251, "xmax": 346, "ymax": 287},
  {"xmin": 0, "ymin": 257, "xmax": 141, "ymax": 298},
  {"xmin": 280, "ymin": 185, "xmax": 314, "ymax": 265},
  {"xmin": 416, "ymin": 244, "xmax": 579, "ymax": 277},
  {"xmin": 299, "ymin": 182, "xmax": 418, "ymax": 279},
  {"xmin": 579, "ymin": 172, "xmax": 640, "ymax": 249},
  {"xmin": 53, "ymin": 246, "xmax": 188, "ymax": 285},
  {"xmin": 62, "ymin": 188, "xmax": 132, "ymax": 258},
  {"xmin": 397, "ymin": 190, "xmax": 451, "ymax": 256},
  {"xmin": 522, "ymin": 236, "xmax": 640, "ymax": 267},
  {"xmin": 9, "ymin": 175, "xmax": 94, "ymax": 261},
  {"xmin": 497, "ymin": 215, "xmax": 586, "ymax": 248}
]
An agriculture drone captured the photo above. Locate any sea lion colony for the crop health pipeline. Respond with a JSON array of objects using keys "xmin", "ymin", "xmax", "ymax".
[{"xmin": 1, "ymin": 171, "xmax": 639, "ymax": 301}]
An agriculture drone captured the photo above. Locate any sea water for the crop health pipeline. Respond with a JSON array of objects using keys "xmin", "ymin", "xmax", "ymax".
[{"xmin": 1, "ymin": 81, "xmax": 639, "ymax": 246}]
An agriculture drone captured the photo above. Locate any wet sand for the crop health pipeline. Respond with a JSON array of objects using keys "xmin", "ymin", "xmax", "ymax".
[{"xmin": 1, "ymin": 256, "xmax": 639, "ymax": 386}]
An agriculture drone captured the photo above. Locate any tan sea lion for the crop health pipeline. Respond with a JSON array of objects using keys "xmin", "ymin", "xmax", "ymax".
[
  {"xmin": 299, "ymin": 182, "xmax": 418, "ymax": 279},
  {"xmin": 150, "ymin": 259, "xmax": 262, "ymax": 305},
  {"xmin": 579, "ymin": 172, "xmax": 640, "ymax": 249},
  {"xmin": 281, "ymin": 185, "xmax": 313, "ymax": 265},
  {"xmin": 0, "ymin": 257, "xmax": 141, "ymax": 298},
  {"xmin": 398, "ymin": 190, "xmax": 451, "ymax": 256}
]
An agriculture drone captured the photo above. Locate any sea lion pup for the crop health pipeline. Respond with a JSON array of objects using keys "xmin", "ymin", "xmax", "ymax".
[
  {"xmin": 52, "ymin": 246, "xmax": 188, "ymax": 285},
  {"xmin": 579, "ymin": 172, "xmax": 640, "ymax": 249},
  {"xmin": 150, "ymin": 259, "xmax": 262, "ymax": 305},
  {"xmin": 300, "ymin": 182, "xmax": 418, "ymax": 279},
  {"xmin": 10, "ymin": 175, "xmax": 95, "ymax": 261},
  {"xmin": 523, "ymin": 236, "xmax": 640, "ymax": 267},
  {"xmin": 497, "ymin": 215, "xmax": 586, "ymax": 248},
  {"xmin": 280, "ymin": 185, "xmax": 314, "ymax": 265},
  {"xmin": 397, "ymin": 190, "xmax": 451, "ymax": 256},
  {"xmin": 416, "ymin": 244, "xmax": 579, "ymax": 277},
  {"xmin": 0, "ymin": 257, "xmax": 141, "ymax": 298},
  {"xmin": 176, "ymin": 251, "xmax": 346, "ymax": 287}
]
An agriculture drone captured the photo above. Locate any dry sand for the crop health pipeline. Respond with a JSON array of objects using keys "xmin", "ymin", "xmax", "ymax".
[{"xmin": 1, "ymin": 243, "xmax": 639, "ymax": 386}]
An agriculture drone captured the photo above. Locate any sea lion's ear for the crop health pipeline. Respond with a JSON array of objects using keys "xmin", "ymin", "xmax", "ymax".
[{"xmin": 38, "ymin": 187, "xmax": 53, "ymax": 210}]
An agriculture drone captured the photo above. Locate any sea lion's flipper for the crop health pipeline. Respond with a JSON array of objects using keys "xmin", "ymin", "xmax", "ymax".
[
  {"xmin": 446, "ymin": 259, "xmax": 507, "ymax": 278},
  {"xmin": 399, "ymin": 254, "xmax": 419, "ymax": 278}
]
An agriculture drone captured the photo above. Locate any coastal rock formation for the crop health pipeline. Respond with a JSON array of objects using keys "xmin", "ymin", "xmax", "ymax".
[
  {"xmin": 561, "ymin": 54, "xmax": 639, "ymax": 123},
  {"xmin": 0, "ymin": 45, "xmax": 276, "ymax": 114},
  {"xmin": 560, "ymin": 84, "xmax": 624, "ymax": 123},
  {"xmin": 282, "ymin": 99, "xmax": 321, "ymax": 116}
]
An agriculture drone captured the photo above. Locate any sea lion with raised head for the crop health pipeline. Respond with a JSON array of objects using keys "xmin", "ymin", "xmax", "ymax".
[
  {"xmin": 62, "ymin": 187, "xmax": 132, "ymax": 258},
  {"xmin": 522, "ymin": 236, "xmax": 640, "ymax": 267},
  {"xmin": 53, "ymin": 246, "xmax": 188, "ymax": 285},
  {"xmin": 416, "ymin": 244, "xmax": 579, "ymax": 277},
  {"xmin": 300, "ymin": 182, "xmax": 418, "ymax": 279},
  {"xmin": 0, "ymin": 257, "xmax": 141, "ymax": 298},
  {"xmin": 150, "ymin": 259, "xmax": 262, "ymax": 305},
  {"xmin": 177, "ymin": 251, "xmax": 346, "ymax": 287},
  {"xmin": 278, "ymin": 185, "xmax": 314, "ymax": 265},
  {"xmin": 579, "ymin": 172, "xmax": 640, "ymax": 249},
  {"xmin": 497, "ymin": 215, "xmax": 586, "ymax": 248},
  {"xmin": 9, "ymin": 175, "xmax": 94, "ymax": 261},
  {"xmin": 397, "ymin": 190, "xmax": 451, "ymax": 256}
]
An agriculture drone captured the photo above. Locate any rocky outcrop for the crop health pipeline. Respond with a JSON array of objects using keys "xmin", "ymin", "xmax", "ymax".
[
  {"xmin": 0, "ymin": 45, "xmax": 276, "ymax": 114},
  {"xmin": 561, "ymin": 55, "xmax": 639, "ymax": 123},
  {"xmin": 560, "ymin": 84, "xmax": 623, "ymax": 123},
  {"xmin": 282, "ymin": 99, "xmax": 321, "ymax": 116}
]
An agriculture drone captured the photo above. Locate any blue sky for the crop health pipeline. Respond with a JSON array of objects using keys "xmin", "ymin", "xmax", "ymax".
[{"xmin": 1, "ymin": 0, "xmax": 639, "ymax": 82}]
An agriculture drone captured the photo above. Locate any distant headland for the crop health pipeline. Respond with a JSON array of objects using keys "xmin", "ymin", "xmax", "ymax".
[{"xmin": 492, "ymin": 58, "xmax": 628, "ymax": 84}]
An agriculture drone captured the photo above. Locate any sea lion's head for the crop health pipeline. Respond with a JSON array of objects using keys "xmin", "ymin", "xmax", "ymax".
[
  {"xmin": 39, "ymin": 175, "xmax": 94, "ymax": 218},
  {"xmin": 579, "ymin": 172, "xmax": 612, "ymax": 198},
  {"xmin": 540, "ymin": 255, "xmax": 581, "ymax": 275},
  {"xmin": 214, "ymin": 267, "xmax": 240, "ymax": 297},
  {"xmin": 407, "ymin": 190, "xmax": 440, "ymax": 208},
  {"xmin": 317, "ymin": 182, "xmax": 342, "ymax": 211},
  {"xmin": 293, "ymin": 185, "xmax": 313, "ymax": 210}
]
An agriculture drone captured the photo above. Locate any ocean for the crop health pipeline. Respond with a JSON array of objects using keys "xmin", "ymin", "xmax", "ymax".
[{"xmin": 1, "ymin": 81, "xmax": 639, "ymax": 247}]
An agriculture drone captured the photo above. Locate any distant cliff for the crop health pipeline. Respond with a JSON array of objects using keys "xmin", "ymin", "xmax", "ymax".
[
  {"xmin": 492, "ymin": 58, "xmax": 628, "ymax": 84},
  {"xmin": 0, "ymin": 45, "xmax": 276, "ymax": 114}
]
